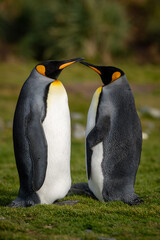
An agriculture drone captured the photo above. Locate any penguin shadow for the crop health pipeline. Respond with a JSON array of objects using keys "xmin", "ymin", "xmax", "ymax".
[
  {"xmin": 0, "ymin": 189, "xmax": 17, "ymax": 206},
  {"xmin": 54, "ymin": 183, "xmax": 97, "ymax": 206},
  {"xmin": 67, "ymin": 182, "xmax": 97, "ymax": 200}
]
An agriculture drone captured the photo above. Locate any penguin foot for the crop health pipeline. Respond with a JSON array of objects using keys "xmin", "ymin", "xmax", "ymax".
[
  {"xmin": 127, "ymin": 197, "xmax": 143, "ymax": 206},
  {"xmin": 25, "ymin": 200, "xmax": 37, "ymax": 207},
  {"xmin": 8, "ymin": 197, "xmax": 38, "ymax": 208},
  {"xmin": 68, "ymin": 183, "xmax": 97, "ymax": 199},
  {"xmin": 8, "ymin": 197, "xmax": 26, "ymax": 208},
  {"xmin": 123, "ymin": 194, "xmax": 143, "ymax": 206}
]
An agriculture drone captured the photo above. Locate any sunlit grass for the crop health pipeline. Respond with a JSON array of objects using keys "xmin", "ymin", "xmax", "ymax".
[{"xmin": 0, "ymin": 61, "xmax": 160, "ymax": 240}]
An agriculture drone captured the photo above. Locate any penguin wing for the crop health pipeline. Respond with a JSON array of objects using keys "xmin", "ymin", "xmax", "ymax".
[
  {"xmin": 27, "ymin": 113, "xmax": 47, "ymax": 191},
  {"xmin": 87, "ymin": 115, "xmax": 110, "ymax": 148},
  {"xmin": 86, "ymin": 115, "xmax": 110, "ymax": 179}
]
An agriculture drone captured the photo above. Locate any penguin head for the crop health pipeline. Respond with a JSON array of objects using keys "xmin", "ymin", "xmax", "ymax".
[
  {"xmin": 80, "ymin": 61, "xmax": 124, "ymax": 86},
  {"xmin": 36, "ymin": 57, "xmax": 84, "ymax": 80}
]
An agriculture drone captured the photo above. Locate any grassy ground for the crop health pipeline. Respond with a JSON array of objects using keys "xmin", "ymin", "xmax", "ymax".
[{"xmin": 0, "ymin": 60, "xmax": 160, "ymax": 240}]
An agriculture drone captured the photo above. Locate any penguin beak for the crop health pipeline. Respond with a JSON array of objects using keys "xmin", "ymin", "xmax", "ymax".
[
  {"xmin": 80, "ymin": 61, "xmax": 102, "ymax": 75},
  {"xmin": 59, "ymin": 57, "xmax": 85, "ymax": 70}
]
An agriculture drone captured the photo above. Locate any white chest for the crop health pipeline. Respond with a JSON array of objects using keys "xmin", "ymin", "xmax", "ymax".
[
  {"xmin": 86, "ymin": 86, "xmax": 104, "ymax": 201},
  {"xmin": 37, "ymin": 80, "xmax": 71, "ymax": 204}
]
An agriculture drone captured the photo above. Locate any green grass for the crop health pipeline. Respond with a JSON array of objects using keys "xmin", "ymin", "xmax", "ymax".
[{"xmin": 0, "ymin": 61, "xmax": 160, "ymax": 240}]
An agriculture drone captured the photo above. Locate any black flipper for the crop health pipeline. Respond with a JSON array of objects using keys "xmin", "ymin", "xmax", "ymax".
[
  {"xmin": 27, "ymin": 113, "xmax": 47, "ymax": 191},
  {"xmin": 86, "ymin": 115, "xmax": 110, "ymax": 179}
]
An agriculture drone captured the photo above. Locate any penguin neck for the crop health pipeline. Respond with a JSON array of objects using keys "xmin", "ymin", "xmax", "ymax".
[
  {"xmin": 30, "ymin": 68, "xmax": 56, "ymax": 84},
  {"xmin": 103, "ymin": 75, "xmax": 129, "ymax": 89}
]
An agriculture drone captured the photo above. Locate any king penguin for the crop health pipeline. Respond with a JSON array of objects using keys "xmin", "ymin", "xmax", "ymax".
[
  {"xmin": 80, "ymin": 61, "xmax": 142, "ymax": 205},
  {"xmin": 9, "ymin": 57, "xmax": 84, "ymax": 207}
]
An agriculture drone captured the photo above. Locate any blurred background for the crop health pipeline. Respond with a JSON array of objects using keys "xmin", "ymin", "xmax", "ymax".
[
  {"xmin": 0, "ymin": 0, "xmax": 160, "ymax": 63},
  {"xmin": 0, "ymin": 0, "xmax": 160, "ymax": 204},
  {"xmin": 0, "ymin": 1, "xmax": 160, "ymax": 238}
]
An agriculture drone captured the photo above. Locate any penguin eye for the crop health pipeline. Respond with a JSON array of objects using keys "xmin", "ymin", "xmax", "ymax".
[
  {"xmin": 112, "ymin": 71, "xmax": 121, "ymax": 82},
  {"xmin": 36, "ymin": 65, "xmax": 46, "ymax": 76}
]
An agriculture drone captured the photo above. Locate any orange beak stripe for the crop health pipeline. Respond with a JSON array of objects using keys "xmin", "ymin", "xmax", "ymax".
[
  {"xmin": 59, "ymin": 61, "xmax": 75, "ymax": 69},
  {"xmin": 89, "ymin": 66, "xmax": 102, "ymax": 75}
]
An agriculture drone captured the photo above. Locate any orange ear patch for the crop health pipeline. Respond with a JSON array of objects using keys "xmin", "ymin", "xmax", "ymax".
[
  {"xmin": 112, "ymin": 71, "xmax": 121, "ymax": 82},
  {"xmin": 36, "ymin": 65, "xmax": 46, "ymax": 76}
]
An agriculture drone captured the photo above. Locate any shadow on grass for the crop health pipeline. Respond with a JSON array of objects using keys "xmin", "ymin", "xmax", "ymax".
[
  {"xmin": 68, "ymin": 182, "xmax": 97, "ymax": 199},
  {"xmin": 0, "ymin": 189, "xmax": 17, "ymax": 206}
]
